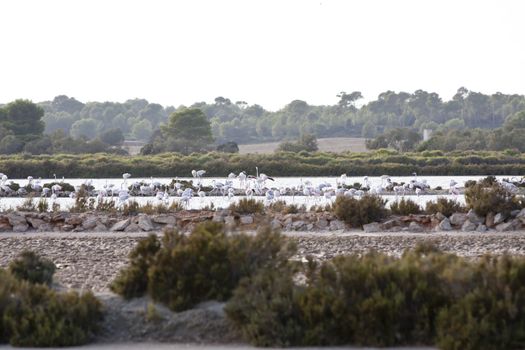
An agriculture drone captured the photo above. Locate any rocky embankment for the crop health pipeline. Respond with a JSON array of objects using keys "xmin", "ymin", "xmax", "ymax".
[{"xmin": 0, "ymin": 207, "xmax": 524, "ymax": 234}]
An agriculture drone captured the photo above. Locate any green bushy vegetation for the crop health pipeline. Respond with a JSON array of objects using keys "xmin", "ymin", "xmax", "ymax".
[
  {"xmin": 229, "ymin": 198, "xmax": 264, "ymax": 215},
  {"xmin": 111, "ymin": 234, "xmax": 161, "ymax": 299},
  {"xmin": 0, "ymin": 252, "xmax": 103, "ymax": 347},
  {"xmin": 390, "ymin": 197, "xmax": 422, "ymax": 215},
  {"xmin": 0, "ymin": 150, "xmax": 525, "ymax": 178},
  {"xmin": 425, "ymin": 197, "xmax": 466, "ymax": 217},
  {"xmin": 333, "ymin": 195, "xmax": 388, "ymax": 227},
  {"xmin": 8, "ymin": 250, "xmax": 56, "ymax": 285},
  {"xmin": 465, "ymin": 180, "xmax": 522, "ymax": 216},
  {"xmin": 111, "ymin": 223, "xmax": 295, "ymax": 312},
  {"xmin": 226, "ymin": 246, "xmax": 525, "ymax": 350}
]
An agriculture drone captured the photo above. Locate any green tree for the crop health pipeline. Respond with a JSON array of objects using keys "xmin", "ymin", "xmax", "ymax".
[
  {"xmin": 132, "ymin": 120, "xmax": 153, "ymax": 140},
  {"xmin": 0, "ymin": 135, "xmax": 24, "ymax": 154},
  {"xmin": 2, "ymin": 100, "xmax": 45, "ymax": 138},
  {"xmin": 100, "ymin": 128, "xmax": 124, "ymax": 145},
  {"xmin": 503, "ymin": 110, "xmax": 525, "ymax": 130},
  {"xmin": 70, "ymin": 118, "xmax": 100, "ymax": 140},
  {"xmin": 160, "ymin": 108, "xmax": 214, "ymax": 154}
]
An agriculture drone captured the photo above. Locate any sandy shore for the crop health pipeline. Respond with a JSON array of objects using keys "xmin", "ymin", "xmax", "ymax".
[{"xmin": 1, "ymin": 230, "xmax": 525, "ymax": 292}]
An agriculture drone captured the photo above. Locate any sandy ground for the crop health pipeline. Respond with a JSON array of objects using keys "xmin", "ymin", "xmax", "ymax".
[{"xmin": 2, "ymin": 230, "xmax": 525, "ymax": 292}]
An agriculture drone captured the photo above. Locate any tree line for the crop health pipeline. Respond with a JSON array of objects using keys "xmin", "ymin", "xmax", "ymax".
[{"xmin": 1, "ymin": 87, "xmax": 524, "ymax": 155}]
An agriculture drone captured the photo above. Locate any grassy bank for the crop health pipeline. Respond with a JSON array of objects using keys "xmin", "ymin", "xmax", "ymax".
[{"xmin": 0, "ymin": 150, "xmax": 524, "ymax": 178}]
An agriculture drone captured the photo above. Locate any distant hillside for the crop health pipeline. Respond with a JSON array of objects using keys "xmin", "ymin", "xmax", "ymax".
[{"xmin": 238, "ymin": 137, "xmax": 368, "ymax": 154}]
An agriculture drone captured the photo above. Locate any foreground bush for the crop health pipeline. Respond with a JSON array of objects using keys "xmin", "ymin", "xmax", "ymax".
[
  {"xmin": 226, "ymin": 247, "xmax": 525, "ymax": 350},
  {"xmin": 425, "ymin": 197, "xmax": 465, "ymax": 217},
  {"xmin": 333, "ymin": 195, "xmax": 388, "ymax": 227},
  {"xmin": 110, "ymin": 234, "xmax": 161, "ymax": 299},
  {"xmin": 8, "ymin": 250, "xmax": 56, "ymax": 285},
  {"xmin": 1, "ymin": 259, "xmax": 103, "ymax": 347},
  {"xmin": 4, "ymin": 284, "xmax": 103, "ymax": 347},
  {"xmin": 390, "ymin": 198, "xmax": 422, "ymax": 215},
  {"xmin": 112, "ymin": 223, "xmax": 295, "ymax": 311}
]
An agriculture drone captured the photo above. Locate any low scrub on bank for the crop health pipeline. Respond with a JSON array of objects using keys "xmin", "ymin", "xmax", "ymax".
[
  {"xmin": 390, "ymin": 198, "xmax": 422, "ymax": 215},
  {"xmin": 229, "ymin": 198, "xmax": 265, "ymax": 215},
  {"xmin": 465, "ymin": 181, "xmax": 523, "ymax": 217},
  {"xmin": 111, "ymin": 223, "xmax": 296, "ymax": 311},
  {"xmin": 1, "ymin": 150, "xmax": 525, "ymax": 178},
  {"xmin": 333, "ymin": 195, "xmax": 388, "ymax": 227},
  {"xmin": 0, "ymin": 252, "xmax": 103, "ymax": 347},
  {"xmin": 226, "ymin": 245, "xmax": 525, "ymax": 350},
  {"xmin": 425, "ymin": 197, "xmax": 466, "ymax": 217}
]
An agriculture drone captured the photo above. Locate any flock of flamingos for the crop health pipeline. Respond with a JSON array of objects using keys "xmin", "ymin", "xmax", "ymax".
[{"xmin": 0, "ymin": 168, "xmax": 523, "ymax": 208}]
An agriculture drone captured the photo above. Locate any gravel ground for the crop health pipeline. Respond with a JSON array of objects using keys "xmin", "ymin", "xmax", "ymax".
[{"xmin": 1, "ymin": 230, "xmax": 525, "ymax": 292}]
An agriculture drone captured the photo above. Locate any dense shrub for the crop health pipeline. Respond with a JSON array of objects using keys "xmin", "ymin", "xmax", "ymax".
[
  {"xmin": 4, "ymin": 283, "xmax": 103, "ymax": 347},
  {"xmin": 111, "ymin": 234, "xmax": 161, "ymax": 299},
  {"xmin": 333, "ymin": 195, "xmax": 388, "ymax": 227},
  {"xmin": 8, "ymin": 250, "xmax": 56, "ymax": 285},
  {"xmin": 225, "ymin": 265, "xmax": 304, "ymax": 347},
  {"xmin": 425, "ymin": 197, "xmax": 465, "ymax": 217},
  {"xmin": 465, "ymin": 182, "xmax": 521, "ymax": 216},
  {"xmin": 112, "ymin": 223, "xmax": 295, "ymax": 312},
  {"xmin": 229, "ymin": 198, "xmax": 264, "ymax": 215},
  {"xmin": 226, "ymin": 247, "xmax": 525, "ymax": 350},
  {"xmin": 390, "ymin": 198, "xmax": 422, "ymax": 215},
  {"xmin": 436, "ymin": 256, "xmax": 525, "ymax": 350},
  {"xmin": 1, "ymin": 257, "xmax": 103, "ymax": 347}
]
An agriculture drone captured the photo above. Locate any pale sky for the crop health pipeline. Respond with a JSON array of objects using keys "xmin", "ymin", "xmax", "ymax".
[{"xmin": 1, "ymin": 0, "xmax": 524, "ymax": 110}]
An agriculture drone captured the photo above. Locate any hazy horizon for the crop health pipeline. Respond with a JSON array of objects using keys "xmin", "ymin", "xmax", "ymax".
[{"xmin": 1, "ymin": 0, "xmax": 524, "ymax": 111}]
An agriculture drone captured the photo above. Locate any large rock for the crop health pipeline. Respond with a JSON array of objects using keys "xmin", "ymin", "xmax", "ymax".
[
  {"xmin": 7, "ymin": 213, "xmax": 28, "ymax": 232},
  {"xmin": 496, "ymin": 219, "xmax": 520, "ymax": 232},
  {"xmin": 292, "ymin": 220, "xmax": 305, "ymax": 230},
  {"xmin": 493, "ymin": 213, "xmax": 508, "ymax": 225},
  {"xmin": 224, "ymin": 216, "xmax": 236, "ymax": 226},
  {"xmin": 138, "ymin": 215, "xmax": 155, "ymax": 232},
  {"xmin": 467, "ymin": 209, "xmax": 484, "ymax": 225},
  {"xmin": 239, "ymin": 215, "xmax": 254, "ymax": 225},
  {"xmin": 329, "ymin": 219, "xmax": 345, "ymax": 231},
  {"xmin": 461, "ymin": 220, "xmax": 478, "ymax": 232},
  {"xmin": 477, "ymin": 224, "xmax": 488, "ymax": 233},
  {"xmin": 111, "ymin": 219, "xmax": 130, "ymax": 232},
  {"xmin": 381, "ymin": 219, "xmax": 403, "ymax": 230},
  {"xmin": 516, "ymin": 209, "xmax": 525, "ymax": 224},
  {"xmin": 449, "ymin": 213, "xmax": 467, "ymax": 226},
  {"xmin": 211, "ymin": 215, "xmax": 224, "ymax": 223},
  {"xmin": 26, "ymin": 217, "xmax": 46, "ymax": 230},
  {"xmin": 316, "ymin": 218, "xmax": 328, "ymax": 229},
  {"xmin": 152, "ymin": 215, "xmax": 176, "ymax": 226},
  {"xmin": 65, "ymin": 215, "xmax": 83, "ymax": 226},
  {"xmin": 270, "ymin": 219, "xmax": 282, "ymax": 229},
  {"xmin": 125, "ymin": 223, "xmax": 141, "ymax": 232},
  {"xmin": 362, "ymin": 222, "xmax": 381, "ymax": 233},
  {"xmin": 438, "ymin": 218, "xmax": 452, "ymax": 231},
  {"xmin": 82, "ymin": 216, "xmax": 98, "ymax": 230},
  {"xmin": 408, "ymin": 221, "xmax": 423, "ymax": 232},
  {"xmin": 485, "ymin": 212, "xmax": 495, "ymax": 228}
]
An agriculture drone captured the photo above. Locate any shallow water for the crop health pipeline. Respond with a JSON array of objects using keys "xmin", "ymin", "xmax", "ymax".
[
  {"xmin": 9, "ymin": 175, "xmax": 521, "ymax": 190},
  {"xmin": 0, "ymin": 194, "xmax": 466, "ymax": 211},
  {"xmin": 2, "ymin": 174, "xmax": 522, "ymax": 211}
]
